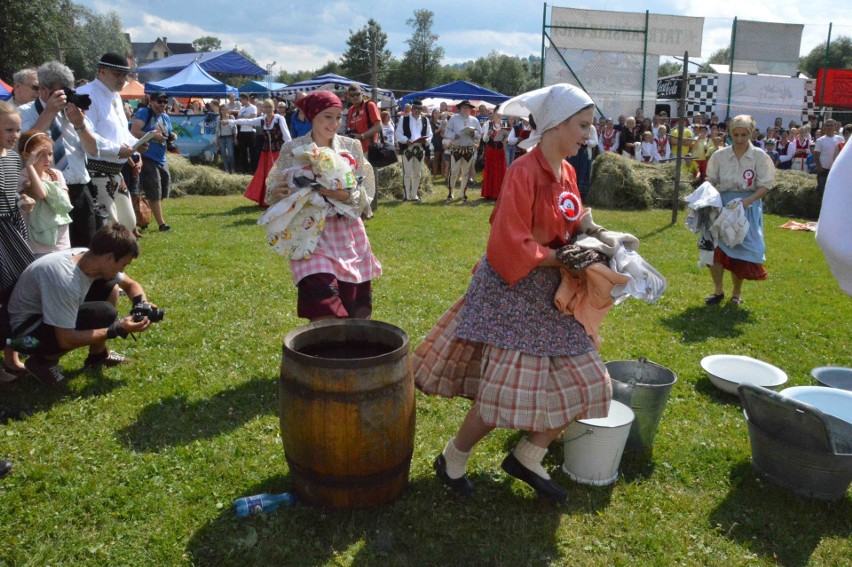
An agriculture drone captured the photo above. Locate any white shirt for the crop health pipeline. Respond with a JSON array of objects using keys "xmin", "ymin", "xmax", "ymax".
[
  {"xmin": 444, "ymin": 114, "xmax": 481, "ymax": 147},
  {"xmin": 19, "ymin": 99, "xmax": 96, "ymax": 185},
  {"xmin": 230, "ymin": 114, "xmax": 292, "ymax": 143},
  {"xmin": 395, "ymin": 113, "xmax": 432, "ymax": 145},
  {"xmin": 814, "ymin": 134, "xmax": 844, "ymax": 169},
  {"xmin": 75, "ymin": 79, "xmax": 137, "ymax": 163},
  {"xmin": 237, "ymin": 103, "xmax": 257, "ymax": 133},
  {"xmin": 816, "ymin": 144, "xmax": 852, "ymax": 295}
]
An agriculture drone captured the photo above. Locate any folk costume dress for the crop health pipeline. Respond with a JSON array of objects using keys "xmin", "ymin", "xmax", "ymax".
[
  {"xmin": 413, "ymin": 145, "xmax": 612, "ymax": 432},
  {"xmin": 233, "ymin": 114, "xmax": 292, "ymax": 207},
  {"xmin": 266, "ymin": 133, "xmax": 381, "ymax": 315},
  {"xmin": 480, "ymin": 120, "xmax": 508, "ymax": 200},
  {"xmin": 705, "ymin": 142, "xmax": 775, "ymax": 281}
]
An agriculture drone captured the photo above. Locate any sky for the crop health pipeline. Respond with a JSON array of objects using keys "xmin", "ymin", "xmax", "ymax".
[{"xmin": 77, "ymin": 0, "xmax": 851, "ymax": 75}]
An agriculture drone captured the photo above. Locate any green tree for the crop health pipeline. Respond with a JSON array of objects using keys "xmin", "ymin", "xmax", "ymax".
[
  {"xmin": 0, "ymin": 0, "xmax": 69, "ymax": 80},
  {"xmin": 658, "ymin": 60, "xmax": 682, "ymax": 78},
  {"xmin": 63, "ymin": 7, "xmax": 130, "ymax": 81},
  {"xmin": 799, "ymin": 36, "xmax": 852, "ymax": 78},
  {"xmin": 192, "ymin": 35, "xmax": 222, "ymax": 53},
  {"xmin": 698, "ymin": 46, "xmax": 731, "ymax": 73},
  {"xmin": 340, "ymin": 19, "xmax": 392, "ymax": 82},
  {"xmin": 237, "ymin": 49, "xmax": 256, "ymax": 63},
  {"xmin": 398, "ymin": 9, "xmax": 444, "ymax": 91}
]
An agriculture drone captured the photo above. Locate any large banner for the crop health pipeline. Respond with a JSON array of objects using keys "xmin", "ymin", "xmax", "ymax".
[
  {"xmin": 714, "ymin": 73, "xmax": 807, "ymax": 130},
  {"xmin": 549, "ymin": 7, "xmax": 703, "ymax": 56},
  {"xmin": 816, "ymin": 69, "xmax": 852, "ymax": 109},
  {"xmin": 166, "ymin": 113, "xmax": 218, "ymax": 158},
  {"xmin": 544, "ymin": 47, "xmax": 659, "ymax": 119},
  {"xmin": 732, "ymin": 21, "xmax": 803, "ymax": 76}
]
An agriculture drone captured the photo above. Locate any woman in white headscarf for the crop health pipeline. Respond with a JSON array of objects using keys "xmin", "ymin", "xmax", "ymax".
[{"xmin": 412, "ymin": 84, "xmax": 613, "ymax": 503}]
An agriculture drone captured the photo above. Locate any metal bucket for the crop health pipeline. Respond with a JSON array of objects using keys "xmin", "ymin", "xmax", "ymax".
[
  {"xmin": 606, "ymin": 358, "xmax": 678, "ymax": 452},
  {"xmin": 562, "ymin": 401, "xmax": 635, "ymax": 486},
  {"xmin": 739, "ymin": 383, "xmax": 852, "ymax": 501}
]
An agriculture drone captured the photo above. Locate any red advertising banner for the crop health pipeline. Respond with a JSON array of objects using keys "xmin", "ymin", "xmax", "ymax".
[{"xmin": 816, "ymin": 69, "xmax": 852, "ymax": 109}]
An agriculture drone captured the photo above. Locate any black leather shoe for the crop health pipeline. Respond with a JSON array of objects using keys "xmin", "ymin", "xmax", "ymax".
[
  {"xmin": 501, "ymin": 453, "xmax": 567, "ymax": 503},
  {"xmin": 434, "ymin": 454, "xmax": 474, "ymax": 496}
]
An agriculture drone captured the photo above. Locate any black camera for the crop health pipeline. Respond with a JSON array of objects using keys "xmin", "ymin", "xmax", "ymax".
[
  {"xmin": 130, "ymin": 302, "xmax": 165, "ymax": 323},
  {"xmin": 63, "ymin": 88, "xmax": 92, "ymax": 111}
]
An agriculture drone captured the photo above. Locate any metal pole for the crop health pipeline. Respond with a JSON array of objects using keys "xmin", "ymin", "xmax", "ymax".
[
  {"xmin": 726, "ymin": 17, "xmax": 737, "ymax": 121},
  {"xmin": 818, "ymin": 22, "xmax": 832, "ymax": 127},
  {"xmin": 370, "ymin": 23, "xmax": 379, "ymax": 102},
  {"xmin": 640, "ymin": 10, "xmax": 650, "ymax": 113},
  {"xmin": 671, "ymin": 51, "xmax": 689, "ymax": 225},
  {"xmin": 540, "ymin": 3, "xmax": 547, "ymax": 88}
]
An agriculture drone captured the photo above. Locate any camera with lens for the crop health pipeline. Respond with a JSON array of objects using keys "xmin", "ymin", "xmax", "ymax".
[
  {"xmin": 62, "ymin": 88, "xmax": 92, "ymax": 111},
  {"xmin": 130, "ymin": 302, "xmax": 165, "ymax": 323}
]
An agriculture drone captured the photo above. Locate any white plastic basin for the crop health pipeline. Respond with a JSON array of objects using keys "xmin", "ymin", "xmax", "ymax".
[
  {"xmin": 811, "ymin": 367, "xmax": 852, "ymax": 391},
  {"xmin": 700, "ymin": 355, "xmax": 788, "ymax": 396}
]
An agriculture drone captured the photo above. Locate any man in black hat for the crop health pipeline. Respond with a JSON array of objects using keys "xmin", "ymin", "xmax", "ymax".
[
  {"xmin": 395, "ymin": 100, "xmax": 432, "ymax": 201},
  {"xmin": 443, "ymin": 100, "xmax": 481, "ymax": 200},
  {"xmin": 130, "ymin": 91, "xmax": 176, "ymax": 231},
  {"xmin": 77, "ymin": 53, "xmax": 144, "ymax": 234}
]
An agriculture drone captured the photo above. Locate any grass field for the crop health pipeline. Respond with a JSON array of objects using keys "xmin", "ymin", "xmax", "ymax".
[{"xmin": 1, "ymin": 188, "xmax": 850, "ymax": 566}]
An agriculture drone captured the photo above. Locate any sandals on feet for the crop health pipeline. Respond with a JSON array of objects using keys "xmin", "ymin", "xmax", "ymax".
[
  {"xmin": 705, "ymin": 293, "xmax": 725, "ymax": 305},
  {"xmin": 730, "ymin": 296, "xmax": 744, "ymax": 306}
]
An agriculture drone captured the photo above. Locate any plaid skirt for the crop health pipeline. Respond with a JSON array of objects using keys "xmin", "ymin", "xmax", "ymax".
[{"xmin": 413, "ymin": 296, "xmax": 612, "ymax": 432}]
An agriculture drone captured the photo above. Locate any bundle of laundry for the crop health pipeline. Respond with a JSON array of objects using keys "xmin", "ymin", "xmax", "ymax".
[
  {"xmin": 554, "ymin": 209, "xmax": 667, "ymax": 347},
  {"xmin": 684, "ymin": 182, "xmax": 748, "ymax": 267},
  {"xmin": 258, "ymin": 143, "xmax": 362, "ymax": 259}
]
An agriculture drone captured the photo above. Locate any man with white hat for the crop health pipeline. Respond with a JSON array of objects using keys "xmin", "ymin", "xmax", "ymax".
[
  {"xmin": 443, "ymin": 100, "xmax": 481, "ymax": 200},
  {"xmin": 76, "ymin": 53, "xmax": 144, "ymax": 234},
  {"xmin": 395, "ymin": 100, "xmax": 432, "ymax": 201}
]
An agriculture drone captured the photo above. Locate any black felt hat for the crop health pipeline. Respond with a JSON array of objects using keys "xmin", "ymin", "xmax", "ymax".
[{"xmin": 97, "ymin": 52, "xmax": 131, "ymax": 72}]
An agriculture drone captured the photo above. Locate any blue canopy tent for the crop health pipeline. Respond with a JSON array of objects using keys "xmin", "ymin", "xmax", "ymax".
[
  {"xmin": 399, "ymin": 80, "xmax": 509, "ymax": 106},
  {"xmin": 239, "ymin": 80, "xmax": 288, "ymax": 95},
  {"xmin": 275, "ymin": 73, "xmax": 394, "ymax": 106},
  {"xmin": 144, "ymin": 61, "xmax": 238, "ymax": 97},
  {"xmin": 0, "ymin": 80, "xmax": 11, "ymax": 101},
  {"xmin": 137, "ymin": 49, "xmax": 266, "ymax": 79}
]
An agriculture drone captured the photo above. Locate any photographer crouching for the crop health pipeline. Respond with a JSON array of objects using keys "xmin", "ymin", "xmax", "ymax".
[{"xmin": 5, "ymin": 223, "xmax": 162, "ymax": 386}]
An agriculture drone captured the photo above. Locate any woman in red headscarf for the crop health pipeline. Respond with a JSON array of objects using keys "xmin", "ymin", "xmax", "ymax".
[{"xmin": 265, "ymin": 91, "xmax": 381, "ymax": 321}]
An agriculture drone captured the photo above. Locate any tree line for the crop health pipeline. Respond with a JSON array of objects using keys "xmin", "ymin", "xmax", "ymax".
[
  {"xmin": 275, "ymin": 10, "xmax": 543, "ymax": 96},
  {"xmin": 0, "ymin": 0, "xmax": 128, "ymax": 83}
]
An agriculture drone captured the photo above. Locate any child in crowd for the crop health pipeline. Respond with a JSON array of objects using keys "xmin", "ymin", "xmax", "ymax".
[
  {"xmin": 764, "ymin": 139, "xmax": 781, "ymax": 168},
  {"xmin": 691, "ymin": 125, "xmax": 709, "ymax": 182},
  {"xmin": 680, "ymin": 154, "xmax": 700, "ymax": 186},
  {"xmin": 636, "ymin": 131, "xmax": 662, "ymax": 163},
  {"xmin": 654, "ymin": 125, "xmax": 671, "ymax": 160},
  {"xmin": 16, "ymin": 131, "xmax": 71, "ymax": 258}
]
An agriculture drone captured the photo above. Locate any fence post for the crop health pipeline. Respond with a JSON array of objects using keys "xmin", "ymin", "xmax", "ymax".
[
  {"xmin": 671, "ymin": 50, "xmax": 689, "ymax": 225},
  {"xmin": 726, "ymin": 17, "xmax": 737, "ymax": 120},
  {"xmin": 641, "ymin": 10, "xmax": 650, "ymax": 112},
  {"xmin": 818, "ymin": 22, "xmax": 832, "ymax": 127},
  {"xmin": 540, "ymin": 3, "xmax": 548, "ymax": 88}
]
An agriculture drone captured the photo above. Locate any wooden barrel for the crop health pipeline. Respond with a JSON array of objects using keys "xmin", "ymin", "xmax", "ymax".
[{"xmin": 279, "ymin": 319, "xmax": 415, "ymax": 509}]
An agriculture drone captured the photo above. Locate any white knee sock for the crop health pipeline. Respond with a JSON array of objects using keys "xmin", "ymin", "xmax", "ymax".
[
  {"xmin": 513, "ymin": 437, "xmax": 551, "ymax": 480},
  {"xmin": 442, "ymin": 437, "xmax": 471, "ymax": 479}
]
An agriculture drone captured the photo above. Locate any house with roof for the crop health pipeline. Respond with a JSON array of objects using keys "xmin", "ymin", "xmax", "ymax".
[{"xmin": 131, "ymin": 37, "xmax": 196, "ymax": 67}]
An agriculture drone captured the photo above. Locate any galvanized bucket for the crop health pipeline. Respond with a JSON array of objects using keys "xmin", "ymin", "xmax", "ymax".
[{"xmin": 606, "ymin": 358, "xmax": 678, "ymax": 452}]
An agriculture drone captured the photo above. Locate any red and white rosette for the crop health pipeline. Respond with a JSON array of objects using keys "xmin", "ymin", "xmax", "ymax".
[
  {"xmin": 742, "ymin": 169, "xmax": 755, "ymax": 189},
  {"xmin": 558, "ymin": 191, "xmax": 582, "ymax": 221}
]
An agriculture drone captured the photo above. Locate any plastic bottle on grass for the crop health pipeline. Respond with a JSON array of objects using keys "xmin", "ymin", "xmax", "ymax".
[
  {"xmin": 6, "ymin": 337, "xmax": 40, "ymax": 354},
  {"xmin": 233, "ymin": 492, "xmax": 296, "ymax": 517}
]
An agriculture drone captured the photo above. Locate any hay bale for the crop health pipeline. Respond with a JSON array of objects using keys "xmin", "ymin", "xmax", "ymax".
[
  {"xmin": 375, "ymin": 161, "xmax": 435, "ymax": 200},
  {"xmin": 167, "ymin": 154, "xmax": 252, "ymax": 197},
  {"xmin": 764, "ymin": 170, "xmax": 820, "ymax": 219},
  {"xmin": 585, "ymin": 152, "xmax": 818, "ymax": 216},
  {"xmin": 587, "ymin": 152, "xmax": 656, "ymax": 209}
]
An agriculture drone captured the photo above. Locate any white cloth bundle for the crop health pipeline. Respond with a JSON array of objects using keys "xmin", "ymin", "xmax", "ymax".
[
  {"xmin": 609, "ymin": 246, "xmax": 667, "ymax": 304},
  {"xmin": 710, "ymin": 201, "xmax": 749, "ymax": 248}
]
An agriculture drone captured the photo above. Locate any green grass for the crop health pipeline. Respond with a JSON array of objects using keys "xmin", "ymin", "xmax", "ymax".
[{"xmin": 1, "ymin": 188, "xmax": 850, "ymax": 566}]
